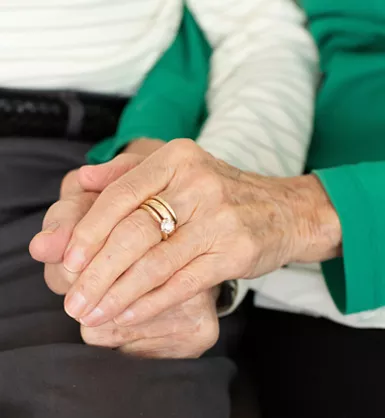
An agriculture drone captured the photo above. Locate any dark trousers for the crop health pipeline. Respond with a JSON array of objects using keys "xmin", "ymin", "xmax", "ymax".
[
  {"xmin": 1, "ymin": 137, "xmax": 384, "ymax": 418},
  {"xmin": 0, "ymin": 138, "xmax": 236, "ymax": 418}
]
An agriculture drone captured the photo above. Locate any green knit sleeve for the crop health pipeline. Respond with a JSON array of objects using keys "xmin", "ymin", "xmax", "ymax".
[
  {"xmin": 314, "ymin": 163, "xmax": 385, "ymax": 314},
  {"xmin": 87, "ymin": 7, "xmax": 211, "ymax": 164},
  {"xmin": 301, "ymin": 0, "xmax": 385, "ymax": 313}
]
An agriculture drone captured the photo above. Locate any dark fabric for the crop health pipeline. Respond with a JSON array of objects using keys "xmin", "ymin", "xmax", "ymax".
[
  {"xmin": 246, "ymin": 306, "xmax": 385, "ymax": 418},
  {"xmin": 0, "ymin": 89, "xmax": 127, "ymax": 142},
  {"xmin": 4, "ymin": 137, "xmax": 383, "ymax": 418},
  {"xmin": 0, "ymin": 138, "xmax": 235, "ymax": 418}
]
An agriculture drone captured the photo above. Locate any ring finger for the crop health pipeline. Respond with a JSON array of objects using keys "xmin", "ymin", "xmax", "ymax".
[
  {"xmin": 79, "ymin": 220, "xmax": 211, "ymax": 326},
  {"xmin": 64, "ymin": 191, "xmax": 195, "ymax": 320}
]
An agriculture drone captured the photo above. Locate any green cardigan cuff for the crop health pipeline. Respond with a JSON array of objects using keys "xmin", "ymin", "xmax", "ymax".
[{"xmin": 314, "ymin": 163, "xmax": 385, "ymax": 314}]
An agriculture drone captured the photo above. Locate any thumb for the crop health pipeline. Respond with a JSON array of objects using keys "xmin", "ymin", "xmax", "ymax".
[
  {"xmin": 78, "ymin": 153, "xmax": 145, "ymax": 192},
  {"xmin": 29, "ymin": 192, "xmax": 98, "ymax": 263}
]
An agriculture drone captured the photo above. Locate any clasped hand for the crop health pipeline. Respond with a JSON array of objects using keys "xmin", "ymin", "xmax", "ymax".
[{"xmin": 30, "ymin": 139, "xmax": 341, "ymax": 357}]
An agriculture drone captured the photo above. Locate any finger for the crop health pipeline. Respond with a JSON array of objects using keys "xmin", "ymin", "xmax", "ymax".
[
  {"xmin": 81, "ymin": 311, "xmax": 186, "ymax": 349},
  {"xmin": 29, "ymin": 192, "xmax": 98, "ymax": 264},
  {"xmin": 79, "ymin": 221, "xmax": 212, "ymax": 327},
  {"xmin": 119, "ymin": 334, "xmax": 201, "ymax": 359},
  {"xmin": 62, "ymin": 183, "xmax": 199, "ymax": 276},
  {"xmin": 63, "ymin": 208, "xmax": 162, "ymax": 320},
  {"xmin": 78, "ymin": 153, "xmax": 145, "ymax": 192},
  {"xmin": 114, "ymin": 254, "xmax": 223, "ymax": 326},
  {"xmin": 82, "ymin": 292, "xmax": 219, "ymax": 358},
  {"xmin": 80, "ymin": 321, "xmax": 145, "ymax": 349},
  {"xmin": 44, "ymin": 263, "xmax": 78, "ymax": 295},
  {"xmin": 62, "ymin": 139, "xmax": 197, "ymax": 274},
  {"xmin": 38, "ymin": 154, "xmax": 144, "ymax": 274},
  {"xmin": 60, "ymin": 169, "xmax": 83, "ymax": 198}
]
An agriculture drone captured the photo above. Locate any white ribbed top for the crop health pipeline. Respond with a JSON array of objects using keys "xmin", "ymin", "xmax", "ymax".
[
  {"xmin": 0, "ymin": 0, "xmax": 319, "ymax": 176},
  {"xmin": 2, "ymin": 1, "xmax": 343, "ymax": 326},
  {"xmin": 0, "ymin": 0, "xmax": 180, "ymax": 95}
]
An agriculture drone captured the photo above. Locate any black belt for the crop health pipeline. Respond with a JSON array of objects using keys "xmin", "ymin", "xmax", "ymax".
[{"xmin": 0, "ymin": 88, "xmax": 129, "ymax": 144}]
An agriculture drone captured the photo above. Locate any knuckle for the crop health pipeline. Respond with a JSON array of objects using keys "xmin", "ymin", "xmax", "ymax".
[
  {"xmin": 182, "ymin": 322, "xmax": 218, "ymax": 356},
  {"xmin": 205, "ymin": 171, "xmax": 221, "ymax": 192},
  {"xmin": 191, "ymin": 316, "xmax": 219, "ymax": 351},
  {"xmin": 178, "ymin": 271, "xmax": 202, "ymax": 299},
  {"xmin": 103, "ymin": 290, "xmax": 125, "ymax": 314},
  {"xmin": 81, "ymin": 323, "xmax": 131, "ymax": 348},
  {"xmin": 150, "ymin": 245, "xmax": 178, "ymax": 278},
  {"xmin": 111, "ymin": 217, "xmax": 150, "ymax": 251},
  {"xmin": 234, "ymin": 232, "xmax": 258, "ymax": 275},
  {"xmin": 129, "ymin": 260, "xmax": 151, "ymax": 284},
  {"xmin": 137, "ymin": 298, "xmax": 157, "ymax": 318},
  {"xmin": 169, "ymin": 138, "xmax": 198, "ymax": 160},
  {"xmin": 132, "ymin": 258, "xmax": 164, "ymax": 288},
  {"xmin": 112, "ymin": 178, "xmax": 141, "ymax": 204},
  {"xmin": 79, "ymin": 269, "xmax": 103, "ymax": 296},
  {"xmin": 217, "ymin": 206, "xmax": 242, "ymax": 231},
  {"xmin": 98, "ymin": 182, "xmax": 138, "ymax": 217},
  {"xmin": 172, "ymin": 138, "xmax": 196, "ymax": 151},
  {"xmin": 125, "ymin": 216, "xmax": 150, "ymax": 242},
  {"xmin": 109, "ymin": 228, "xmax": 133, "ymax": 253},
  {"xmin": 238, "ymin": 231, "xmax": 257, "ymax": 258},
  {"xmin": 195, "ymin": 170, "xmax": 224, "ymax": 201}
]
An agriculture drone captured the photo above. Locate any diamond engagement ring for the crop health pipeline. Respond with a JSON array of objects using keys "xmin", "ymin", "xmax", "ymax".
[{"xmin": 140, "ymin": 196, "xmax": 178, "ymax": 240}]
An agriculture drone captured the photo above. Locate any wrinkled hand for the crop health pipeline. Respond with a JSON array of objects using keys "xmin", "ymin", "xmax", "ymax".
[
  {"xmin": 29, "ymin": 153, "xmax": 144, "ymax": 294},
  {"xmin": 56, "ymin": 139, "xmax": 341, "ymax": 329},
  {"xmin": 31, "ymin": 139, "xmax": 222, "ymax": 359},
  {"xmin": 30, "ymin": 138, "xmax": 164, "ymax": 294},
  {"xmin": 82, "ymin": 286, "xmax": 220, "ymax": 359}
]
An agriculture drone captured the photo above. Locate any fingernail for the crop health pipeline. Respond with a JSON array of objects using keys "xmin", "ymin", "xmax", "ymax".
[
  {"xmin": 41, "ymin": 222, "xmax": 60, "ymax": 234},
  {"xmin": 65, "ymin": 292, "xmax": 87, "ymax": 319},
  {"xmin": 64, "ymin": 247, "xmax": 86, "ymax": 273},
  {"xmin": 114, "ymin": 309, "xmax": 134, "ymax": 326},
  {"xmin": 80, "ymin": 307, "xmax": 105, "ymax": 326}
]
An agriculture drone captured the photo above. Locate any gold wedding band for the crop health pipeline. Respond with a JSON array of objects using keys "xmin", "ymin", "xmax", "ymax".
[
  {"xmin": 139, "ymin": 196, "xmax": 178, "ymax": 240},
  {"xmin": 145, "ymin": 199, "xmax": 174, "ymax": 223},
  {"xmin": 140, "ymin": 204, "xmax": 168, "ymax": 240},
  {"xmin": 151, "ymin": 196, "xmax": 177, "ymax": 223}
]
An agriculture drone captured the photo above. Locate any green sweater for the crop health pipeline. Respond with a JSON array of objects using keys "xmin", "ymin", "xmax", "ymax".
[
  {"xmin": 300, "ymin": 0, "xmax": 385, "ymax": 314},
  {"xmin": 89, "ymin": 2, "xmax": 385, "ymax": 316}
]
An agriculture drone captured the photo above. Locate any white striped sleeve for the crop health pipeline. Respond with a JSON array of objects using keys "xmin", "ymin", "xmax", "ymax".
[{"xmin": 188, "ymin": 0, "xmax": 319, "ymax": 176}]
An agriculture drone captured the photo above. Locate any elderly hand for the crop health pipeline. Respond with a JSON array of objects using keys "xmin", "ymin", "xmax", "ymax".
[
  {"xmin": 29, "ymin": 153, "xmax": 144, "ymax": 294},
  {"xmin": 81, "ymin": 286, "xmax": 220, "ymax": 359},
  {"xmin": 30, "ymin": 138, "xmax": 164, "ymax": 294},
  {"xmin": 57, "ymin": 139, "xmax": 341, "ymax": 328},
  {"xmin": 30, "ymin": 138, "xmax": 222, "ymax": 359}
]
